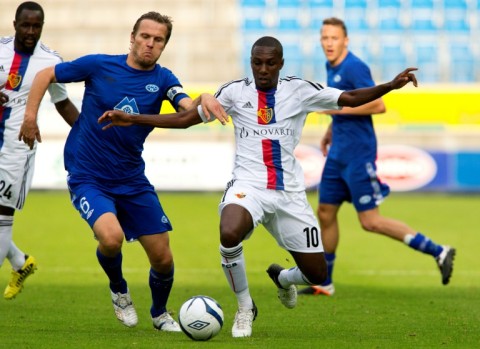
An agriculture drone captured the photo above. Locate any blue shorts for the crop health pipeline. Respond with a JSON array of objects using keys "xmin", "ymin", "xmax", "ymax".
[
  {"xmin": 318, "ymin": 157, "xmax": 390, "ymax": 212},
  {"xmin": 67, "ymin": 174, "xmax": 172, "ymax": 241}
]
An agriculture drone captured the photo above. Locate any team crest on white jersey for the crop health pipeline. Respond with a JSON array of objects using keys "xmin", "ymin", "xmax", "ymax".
[
  {"xmin": 114, "ymin": 97, "xmax": 140, "ymax": 114},
  {"xmin": 235, "ymin": 192, "xmax": 246, "ymax": 199},
  {"xmin": 8, "ymin": 73, "xmax": 22, "ymax": 89},
  {"xmin": 257, "ymin": 107, "xmax": 273, "ymax": 124}
]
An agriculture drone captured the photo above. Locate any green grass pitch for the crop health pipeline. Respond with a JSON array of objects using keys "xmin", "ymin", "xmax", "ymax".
[{"xmin": 0, "ymin": 191, "xmax": 479, "ymax": 348}]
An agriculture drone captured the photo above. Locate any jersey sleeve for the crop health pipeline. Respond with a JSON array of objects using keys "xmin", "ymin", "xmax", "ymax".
[
  {"xmin": 46, "ymin": 81, "xmax": 69, "ymax": 104},
  {"xmin": 214, "ymin": 80, "xmax": 236, "ymax": 113},
  {"xmin": 55, "ymin": 54, "xmax": 99, "ymax": 83},
  {"xmin": 297, "ymin": 80, "xmax": 343, "ymax": 112}
]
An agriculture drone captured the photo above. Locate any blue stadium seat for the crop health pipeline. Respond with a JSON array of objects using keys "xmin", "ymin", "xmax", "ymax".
[
  {"xmin": 275, "ymin": 0, "xmax": 306, "ymax": 32},
  {"xmin": 442, "ymin": 0, "xmax": 470, "ymax": 33},
  {"xmin": 311, "ymin": 44, "xmax": 327, "ymax": 82},
  {"xmin": 448, "ymin": 41, "xmax": 475, "ymax": 82},
  {"xmin": 413, "ymin": 41, "xmax": 440, "ymax": 82},
  {"xmin": 308, "ymin": 0, "xmax": 335, "ymax": 30},
  {"xmin": 344, "ymin": 0, "xmax": 371, "ymax": 33},
  {"xmin": 242, "ymin": 18, "xmax": 268, "ymax": 32},
  {"xmin": 409, "ymin": 0, "xmax": 439, "ymax": 32},
  {"xmin": 282, "ymin": 42, "xmax": 306, "ymax": 77},
  {"xmin": 376, "ymin": 0, "xmax": 405, "ymax": 32},
  {"xmin": 378, "ymin": 42, "xmax": 408, "ymax": 81}
]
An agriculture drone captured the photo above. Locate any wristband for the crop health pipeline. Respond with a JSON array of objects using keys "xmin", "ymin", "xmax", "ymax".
[{"xmin": 197, "ymin": 105, "xmax": 209, "ymax": 123}]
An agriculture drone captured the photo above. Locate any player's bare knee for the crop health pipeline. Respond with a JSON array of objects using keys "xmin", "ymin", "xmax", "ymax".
[
  {"xmin": 360, "ymin": 220, "xmax": 381, "ymax": 233},
  {"xmin": 219, "ymin": 225, "xmax": 243, "ymax": 247}
]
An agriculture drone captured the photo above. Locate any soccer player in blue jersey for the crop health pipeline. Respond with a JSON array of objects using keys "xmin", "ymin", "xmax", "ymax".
[
  {"xmin": 19, "ymin": 11, "xmax": 227, "ymax": 331},
  {"xmin": 298, "ymin": 18, "xmax": 455, "ymax": 297},
  {"xmin": 96, "ymin": 36, "xmax": 420, "ymax": 338},
  {"xmin": 0, "ymin": 1, "xmax": 79, "ymax": 300}
]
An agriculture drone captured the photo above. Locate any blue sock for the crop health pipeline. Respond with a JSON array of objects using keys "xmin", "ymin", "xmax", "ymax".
[
  {"xmin": 96, "ymin": 248, "xmax": 127, "ymax": 293},
  {"xmin": 149, "ymin": 267, "xmax": 174, "ymax": 318},
  {"xmin": 408, "ymin": 233, "xmax": 443, "ymax": 258},
  {"xmin": 322, "ymin": 252, "xmax": 336, "ymax": 286}
]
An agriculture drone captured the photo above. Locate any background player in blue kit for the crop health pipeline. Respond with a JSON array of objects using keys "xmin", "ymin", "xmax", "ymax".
[
  {"xmin": 0, "ymin": 1, "xmax": 79, "ymax": 300},
  {"xmin": 98, "ymin": 36, "xmax": 420, "ymax": 338},
  {"xmin": 19, "ymin": 11, "xmax": 226, "ymax": 331},
  {"xmin": 298, "ymin": 18, "xmax": 456, "ymax": 297}
]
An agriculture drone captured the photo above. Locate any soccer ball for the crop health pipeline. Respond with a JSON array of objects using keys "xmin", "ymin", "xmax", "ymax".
[{"xmin": 178, "ymin": 295, "xmax": 224, "ymax": 341}]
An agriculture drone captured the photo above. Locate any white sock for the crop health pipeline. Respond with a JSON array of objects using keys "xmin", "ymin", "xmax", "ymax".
[
  {"xmin": 220, "ymin": 243, "xmax": 253, "ymax": 310},
  {"xmin": 0, "ymin": 215, "xmax": 14, "ymax": 268},
  {"xmin": 8, "ymin": 241, "xmax": 26, "ymax": 270},
  {"xmin": 278, "ymin": 266, "xmax": 311, "ymax": 287}
]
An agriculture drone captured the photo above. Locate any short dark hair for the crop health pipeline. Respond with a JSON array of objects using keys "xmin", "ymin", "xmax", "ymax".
[
  {"xmin": 132, "ymin": 12, "xmax": 173, "ymax": 43},
  {"xmin": 15, "ymin": 1, "xmax": 44, "ymax": 22},
  {"xmin": 322, "ymin": 17, "xmax": 348, "ymax": 37},
  {"xmin": 251, "ymin": 36, "xmax": 283, "ymax": 58}
]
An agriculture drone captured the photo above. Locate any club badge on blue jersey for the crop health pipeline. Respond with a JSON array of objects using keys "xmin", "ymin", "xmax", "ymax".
[{"xmin": 114, "ymin": 97, "xmax": 140, "ymax": 114}]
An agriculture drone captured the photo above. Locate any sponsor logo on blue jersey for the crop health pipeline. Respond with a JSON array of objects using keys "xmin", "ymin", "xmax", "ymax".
[
  {"xmin": 114, "ymin": 97, "xmax": 140, "ymax": 114},
  {"xmin": 146, "ymin": 84, "xmax": 159, "ymax": 92}
]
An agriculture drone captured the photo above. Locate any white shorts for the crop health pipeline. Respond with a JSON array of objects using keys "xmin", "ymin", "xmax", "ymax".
[
  {"xmin": 219, "ymin": 180, "xmax": 324, "ymax": 253},
  {"xmin": 0, "ymin": 152, "xmax": 35, "ymax": 210}
]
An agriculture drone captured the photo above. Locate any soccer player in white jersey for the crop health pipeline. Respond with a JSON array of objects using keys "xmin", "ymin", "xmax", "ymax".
[
  {"xmin": 0, "ymin": 1, "xmax": 78, "ymax": 300},
  {"xmin": 95, "ymin": 36, "xmax": 418, "ymax": 338}
]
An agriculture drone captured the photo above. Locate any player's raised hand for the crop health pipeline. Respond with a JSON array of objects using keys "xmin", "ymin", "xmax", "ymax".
[
  {"xmin": 199, "ymin": 93, "xmax": 229, "ymax": 125},
  {"xmin": 390, "ymin": 68, "xmax": 418, "ymax": 89},
  {"xmin": 98, "ymin": 110, "xmax": 134, "ymax": 130}
]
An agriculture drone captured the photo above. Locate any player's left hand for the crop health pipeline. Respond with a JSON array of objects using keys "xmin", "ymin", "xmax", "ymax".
[
  {"xmin": 0, "ymin": 83, "xmax": 9, "ymax": 106},
  {"xmin": 18, "ymin": 118, "xmax": 41, "ymax": 150},
  {"xmin": 98, "ymin": 110, "xmax": 134, "ymax": 130},
  {"xmin": 390, "ymin": 68, "xmax": 418, "ymax": 89}
]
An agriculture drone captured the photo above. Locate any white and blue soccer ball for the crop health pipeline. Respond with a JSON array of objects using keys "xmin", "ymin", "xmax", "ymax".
[{"xmin": 178, "ymin": 295, "xmax": 224, "ymax": 341}]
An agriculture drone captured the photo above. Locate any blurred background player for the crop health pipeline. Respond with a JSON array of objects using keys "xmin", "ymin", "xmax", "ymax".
[
  {"xmin": 0, "ymin": 1, "xmax": 78, "ymax": 300},
  {"xmin": 298, "ymin": 17, "xmax": 455, "ymax": 297},
  {"xmin": 19, "ymin": 10, "xmax": 226, "ymax": 332}
]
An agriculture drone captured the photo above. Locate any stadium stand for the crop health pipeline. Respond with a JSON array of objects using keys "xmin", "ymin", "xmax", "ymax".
[
  {"xmin": 1, "ymin": 0, "xmax": 478, "ymax": 84},
  {"xmin": 237, "ymin": 0, "xmax": 479, "ymax": 83}
]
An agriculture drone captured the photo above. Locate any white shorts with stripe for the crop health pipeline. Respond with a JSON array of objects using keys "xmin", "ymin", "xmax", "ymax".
[
  {"xmin": 219, "ymin": 180, "xmax": 324, "ymax": 253},
  {"xmin": 0, "ymin": 152, "xmax": 35, "ymax": 210}
]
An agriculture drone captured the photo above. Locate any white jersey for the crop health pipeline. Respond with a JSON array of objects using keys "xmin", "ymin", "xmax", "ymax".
[
  {"xmin": 215, "ymin": 76, "xmax": 343, "ymax": 191},
  {"xmin": 0, "ymin": 36, "xmax": 68, "ymax": 154}
]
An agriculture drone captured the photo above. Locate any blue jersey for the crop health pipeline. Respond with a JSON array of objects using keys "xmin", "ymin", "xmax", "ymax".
[
  {"xmin": 326, "ymin": 51, "xmax": 377, "ymax": 163},
  {"xmin": 55, "ymin": 54, "xmax": 188, "ymax": 182}
]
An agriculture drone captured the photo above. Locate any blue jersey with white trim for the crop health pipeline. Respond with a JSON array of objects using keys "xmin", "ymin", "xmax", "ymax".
[
  {"xmin": 215, "ymin": 76, "xmax": 342, "ymax": 191},
  {"xmin": 55, "ymin": 54, "xmax": 188, "ymax": 181},
  {"xmin": 326, "ymin": 51, "xmax": 377, "ymax": 163}
]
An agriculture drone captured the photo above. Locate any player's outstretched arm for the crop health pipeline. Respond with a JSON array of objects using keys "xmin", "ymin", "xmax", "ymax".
[
  {"xmin": 99, "ymin": 107, "xmax": 212, "ymax": 130},
  {"xmin": 338, "ymin": 68, "xmax": 418, "ymax": 108},
  {"xmin": 98, "ymin": 93, "xmax": 228, "ymax": 130}
]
